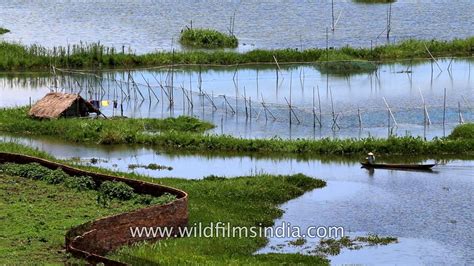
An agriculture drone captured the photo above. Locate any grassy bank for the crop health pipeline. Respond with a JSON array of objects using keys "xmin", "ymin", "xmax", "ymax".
[
  {"xmin": 0, "ymin": 107, "xmax": 213, "ymax": 144},
  {"xmin": 112, "ymin": 174, "xmax": 327, "ymax": 264},
  {"xmin": 0, "ymin": 37, "xmax": 473, "ymax": 71},
  {"xmin": 0, "ymin": 107, "xmax": 473, "ymax": 156},
  {"xmin": 0, "ymin": 143, "xmax": 327, "ymax": 264},
  {"xmin": 180, "ymin": 28, "xmax": 238, "ymax": 49}
]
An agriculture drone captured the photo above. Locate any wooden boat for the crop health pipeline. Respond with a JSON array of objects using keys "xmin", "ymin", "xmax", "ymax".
[{"xmin": 360, "ymin": 162, "xmax": 436, "ymax": 170}]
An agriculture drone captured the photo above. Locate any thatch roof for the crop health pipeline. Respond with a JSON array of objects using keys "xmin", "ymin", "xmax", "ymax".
[{"xmin": 29, "ymin": 92, "xmax": 98, "ymax": 119}]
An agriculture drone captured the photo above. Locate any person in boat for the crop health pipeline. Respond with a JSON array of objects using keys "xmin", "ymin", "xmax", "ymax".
[{"xmin": 366, "ymin": 152, "xmax": 375, "ymax": 165}]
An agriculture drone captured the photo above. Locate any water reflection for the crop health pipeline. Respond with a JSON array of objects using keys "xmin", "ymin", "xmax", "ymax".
[{"xmin": 1, "ymin": 59, "xmax": 472, "ymax": 140}]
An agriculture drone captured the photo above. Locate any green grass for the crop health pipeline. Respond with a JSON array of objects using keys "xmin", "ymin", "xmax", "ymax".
[
  {"xmin": 110, "ymin": 173, "xmax": 327, "ymax": 265},
  {"xmin": 0, "ymin": 173, "xmax": 146, "ymax": 264},
  {"xmin": 0, "ymin": 36, "xmax": 473, "ymax": 71},
  {"xmin": 1, "ymin": 107, "xmax": 473, "ymax": 156},
  {"xmin": 0, "ymin": 107, "xmax": 214, "ymax": 144},
  {"xmin": 448, "ymin": 123, "xmax": 474, "ymax": 140},
  {"xmin": 0, "ymin": 145, "xmax": 328, "ymax": 265},
  {"xmin": 180, "ymin": 28, "xmax": 238, "ymax": 49},
  {"xmin": 0, "ymin": 27, "xmax": 9, "ymax": 35}
]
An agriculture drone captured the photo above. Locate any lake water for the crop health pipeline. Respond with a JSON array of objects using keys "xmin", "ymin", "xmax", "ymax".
[
  {"xmin": 1, "ymin": 134, "xmax": 473, "ymax": 264},
  {"xmin": 1, "ymin": 0, "xmax": 473, "ymax": 53},
  {"xmin": 1, "ymin": 1, "xmax": 474, "ymax": 264}
]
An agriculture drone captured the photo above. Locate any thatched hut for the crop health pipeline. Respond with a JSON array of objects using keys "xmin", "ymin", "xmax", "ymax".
[{"xmin": 29, "ymin": 93, "xmax": 99, "ymax": 119}]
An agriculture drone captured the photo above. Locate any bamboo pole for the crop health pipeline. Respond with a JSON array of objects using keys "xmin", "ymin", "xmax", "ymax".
[
  {"xmin": 329, "ymin": 87, "xmax": 340, "ymax": 130},
  {"xmin": 140, "ymin": 73, "xmax": 160, "ymax": 102},
  {"xmin": 317, "ymin": 85, "xmax": 322, "ymax": 127},
  {"xmin": 418, "ymin": 88, "xmax": 431, "ymax": 125},
  {"xmin": 458, "ymin": 101, "xmax": 464, "ymax": 124},
  {"xmin": 443, "ymin": 88, "xmax": 447, "ymax": 137},
  {"xmin": 223, "ymin": 95, "xmax": 235, "ymax": 114},
  {"xmin": 382, "ymin": 97, "xmax": 398, "ymax": 126}
]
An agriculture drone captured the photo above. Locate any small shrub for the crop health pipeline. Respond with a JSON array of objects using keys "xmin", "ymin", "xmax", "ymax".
[
  {"xmin": 448, "ymin": 123, "xmax": 474, "ymax": 140},
  {"xmin": 99, "ymin": 181, "xmax": 134, "ymax": 200},
  {"xmin": 42, "ymin": 168, "xmax": 68, "ymax": 184},
  {"xmin": 0, "ymin": 163, "xmax": 50, "ymax": 180},
  {"xmin": 64, "ymin": 176, "xmax": 96, "ymax": 191}
]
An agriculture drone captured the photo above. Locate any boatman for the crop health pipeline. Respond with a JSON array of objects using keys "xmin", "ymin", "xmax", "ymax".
[{"xmin": 366, "ymin": 152, "xmax": 375, "ymax": 165}]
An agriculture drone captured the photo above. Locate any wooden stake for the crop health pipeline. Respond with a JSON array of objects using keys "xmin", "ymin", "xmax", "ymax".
[
  {"xmin": 443, "ymin": 88, "xmax": 447, "ymax": 137},
  {"xmin": 223, "ymin": 95, "xmax": 235, "ymax": 114},
  {"xmin": 358, "ymin": 107, "xmax": 363, "ymax": 128},
  {"xmin": 458, "ymin": 101, "xmax": 464, "ymax": 124},
  {"xmin": 419, "ymin": 88, "xmax": 431, "ymax": 125},
  {"xmin": 383, "ymin": 97, "xmax": 398, "ymax": 126},
  {"xmin": 424, "ymin": 43, "xmax": 443, "ymax": 72}
]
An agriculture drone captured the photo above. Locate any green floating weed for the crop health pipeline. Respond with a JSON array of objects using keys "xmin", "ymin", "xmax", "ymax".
[{"xmin": 180, "ymin": 28, "xmax": 238, "ymax": 49}]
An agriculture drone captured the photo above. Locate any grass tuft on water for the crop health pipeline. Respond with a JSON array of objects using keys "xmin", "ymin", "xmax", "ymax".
[
  {"xmin": 0, "ymin": 27, "xmax": 9, "ymax": 35},
  {"xmin": 180, "ymin": 28, "xmax": 238, "ymax": 49},
  {"xmin": 448, "ymin": 123, "xmax": 474, "ymax": 140},
  {"xmin": 315, "ymin": 61, "xmax": 377, "ymax": 75}
]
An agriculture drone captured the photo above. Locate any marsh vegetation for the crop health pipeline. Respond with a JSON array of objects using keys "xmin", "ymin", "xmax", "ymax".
[
  {"xmin": 180, "ymin": 28, "xmax": 238, "ymax": 49},
  {"xmin": 0, "ymin": 37, "xmax": 473, "ymax": 71}
]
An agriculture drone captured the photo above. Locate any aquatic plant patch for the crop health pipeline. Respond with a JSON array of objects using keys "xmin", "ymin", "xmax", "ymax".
[
  {"xmin": 180, "ymin": 28, "xmax": 238, "ymax": 49},
  {"xmin": 0, "ymin": 27, "xmax": 9, "ymax": 35},
  {"xmin": 314, "ymin": 235, "xmax": 398, "ymax": 256}
]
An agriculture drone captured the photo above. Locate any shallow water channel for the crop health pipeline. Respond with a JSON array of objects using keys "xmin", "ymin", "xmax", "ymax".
[{"xmin": 1, "ymin": 134, "xmax": 473, "ymax": 264}]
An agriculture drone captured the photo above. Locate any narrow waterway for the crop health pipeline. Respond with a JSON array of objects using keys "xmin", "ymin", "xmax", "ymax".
[{"xmin": 1, "ymin": 134, "xmax": 473, "ymax": 264}]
